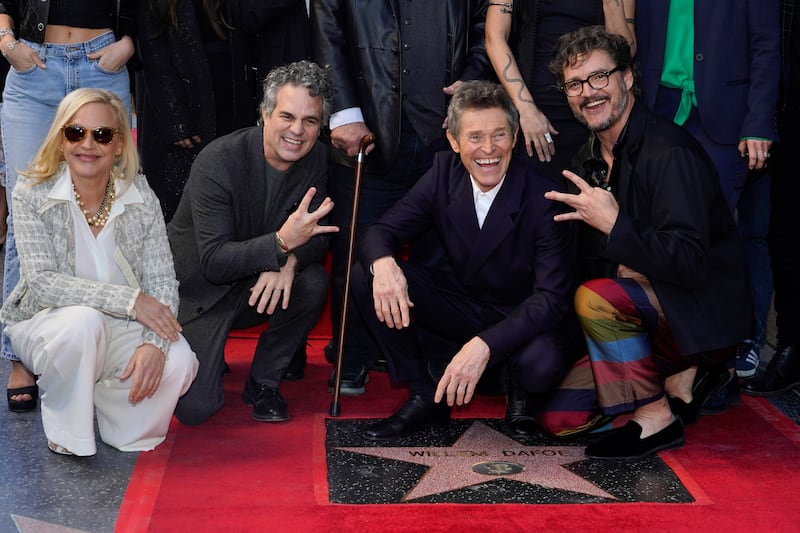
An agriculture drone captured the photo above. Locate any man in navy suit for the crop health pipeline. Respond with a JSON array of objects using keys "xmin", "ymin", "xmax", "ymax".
[{"xmin": 348, "ymin": 81, "xmax": 574, "ymax": 440}]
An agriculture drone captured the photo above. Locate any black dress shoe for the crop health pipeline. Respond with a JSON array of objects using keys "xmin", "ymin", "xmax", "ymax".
[
  {"xmin": 505, "ymin": 379, "xmax": 537, "ymax": 438},
  {"xmin": 585, "ymin": 418, "xmax": 684, "ymax": 460},
  {"xmin": 742, "ymin": 345, "xmax": 800, "ymax": 396},
  {"xmin": 328, "ymin": 366, "xmax": 369, "ymax": 396},
  {"xmin": 668, "ymin": 364, "xmax": 732, "ymax": 425},
  {"xmin": 700, "ymin": 376, "xmax": 740, "ymax": 415},
  {"xmin": 284, "ymin": 347, "xmax": 307, "ymax": 381},
  {"xmin": 324, "ymin": 340, "xmax": 336, "ymax": 365},
  {"xmin": 372, "ymin": 356, "xmax": 389, "ymax": 372},
  {"xmin": 363, "ymin": 394, "xmax": 450, "ymax": 441},
  {"xmin": 242, "ymin": 376, "xmax": 289, "ymax": 422}
]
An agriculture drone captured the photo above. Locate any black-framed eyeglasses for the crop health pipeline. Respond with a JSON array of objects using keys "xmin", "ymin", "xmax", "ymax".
[
  {"xmin": 560, "ymin": 66, "xmax": 623, "ymax": 97},
  {"xmin": 62, "ymin": 124, "xmax": 120, "ymax": 144}
]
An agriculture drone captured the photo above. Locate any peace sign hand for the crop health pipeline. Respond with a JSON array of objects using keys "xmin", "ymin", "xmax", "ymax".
[
  {"xmin": 544, "ymin": 170, "xmax": 620, "ymax": 235},
  {"xmin": 277, "ymin": 187, "xmax": 339, "ymax": 251}
]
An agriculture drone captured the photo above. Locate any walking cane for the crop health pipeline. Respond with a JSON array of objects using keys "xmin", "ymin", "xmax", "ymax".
[{"xmin": 330, "ymin": 133, "xmax": 375, "ymax": 417}]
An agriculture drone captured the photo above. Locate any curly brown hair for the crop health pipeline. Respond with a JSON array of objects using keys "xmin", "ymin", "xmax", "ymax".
[{"xmin": 548, "ymin": 25, "xmax": 640, "ymax": 97}]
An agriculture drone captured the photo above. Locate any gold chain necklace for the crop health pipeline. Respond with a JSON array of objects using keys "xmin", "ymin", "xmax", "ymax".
[{"xmin": 73, "ymin": 179, "xmax": 116, "ymax": 227}]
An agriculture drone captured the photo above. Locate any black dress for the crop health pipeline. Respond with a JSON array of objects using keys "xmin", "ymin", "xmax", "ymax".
[
  {"xmin": 511, "ymin": 0, "xmax": 604, "ymax": 181},
  {"xmin": 135, "ymin": 0, "xmax": 257, "ymax": 221}
]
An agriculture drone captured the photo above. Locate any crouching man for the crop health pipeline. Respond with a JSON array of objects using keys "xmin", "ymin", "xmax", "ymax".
[{"xmin": 350, "ymin": 80, "xmax": 575, "ymax": 440}]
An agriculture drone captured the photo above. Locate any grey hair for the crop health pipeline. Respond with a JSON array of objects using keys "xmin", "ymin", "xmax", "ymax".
[
  {"xmin": 260, "ymin": 60, "xmax": 334, "ymax": 125},
  {"xmin": 446, "ymin": 80, "xmax": 520, "ymax": 139}
]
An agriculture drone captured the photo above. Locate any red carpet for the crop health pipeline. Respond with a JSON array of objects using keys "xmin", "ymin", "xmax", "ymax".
[{"xmin": 116, "ymin": 329, "xmax": 800, "ymax": 532}]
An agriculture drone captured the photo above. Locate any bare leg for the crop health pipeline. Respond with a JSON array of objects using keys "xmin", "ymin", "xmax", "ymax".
[
  {"xmin": 664, "ymin": 366, "xmax": 697, "ymax": 403},
  {"xmin": 631, "ymin": 396, "xmax": 675, "ymax": 438}
]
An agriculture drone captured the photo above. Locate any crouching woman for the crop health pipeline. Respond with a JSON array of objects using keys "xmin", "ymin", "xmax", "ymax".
[{"xmin": 1, "ymin": 88, "xmax": 198, "ymax": 456}]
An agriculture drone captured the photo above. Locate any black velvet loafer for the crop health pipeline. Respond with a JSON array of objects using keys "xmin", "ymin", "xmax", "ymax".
[
  {"xmin": 242, "ymin": 376, "xmax": 289, "ymax": 422},
  {"xmin": 362, "ymin": 394, "xmax": 450, "ymax": 441},
  {"xmin": 585, "ymin": 418, "xmax": 684, "ymax": 460},
  {"xmin": 668, "ymin": 364, "xmax": 732, "ymax": 426},
  {"xmin": 667, "ymin": 397, "xmax": 695, "ymax": 426}
]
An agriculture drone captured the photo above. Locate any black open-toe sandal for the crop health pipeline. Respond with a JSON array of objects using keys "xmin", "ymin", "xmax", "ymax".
[{"xmin": 7, "ymin": 385, "xmax": 38, "ymax": 413}]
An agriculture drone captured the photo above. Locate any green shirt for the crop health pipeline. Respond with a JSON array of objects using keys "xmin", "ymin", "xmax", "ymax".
[{"xmin": 659, "ymin": 0, "xmax": 696, "ymax": 125}]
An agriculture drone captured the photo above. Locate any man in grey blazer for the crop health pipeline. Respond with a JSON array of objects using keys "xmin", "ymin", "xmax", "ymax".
[{"xmin": 167, "ymin": 61, "xmax": 337, "ymax": 425}]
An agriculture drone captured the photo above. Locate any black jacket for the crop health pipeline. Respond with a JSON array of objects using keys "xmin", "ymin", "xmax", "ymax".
[
  {"xmin": 0, "ymin": 0, "xmax": 136, "ymax": 43},
  {"xmin": 227, "ymin": 0, "xmax": 309, "ymax": 96},
  {"xmin": 310, "ymin": 0, "xmax": 490, "ymax": 173},
  {"xmin": 135, "ymin": 0, "xmax": 261, "ymax": 221},
  {"xmin": 575, "ymin": 102, "xmax": 752, "ymax": 356}
]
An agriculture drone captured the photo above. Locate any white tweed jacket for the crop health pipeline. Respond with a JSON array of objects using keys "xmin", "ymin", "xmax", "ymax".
[{"xmin": 0, "ymin": 167, "xmax": 179, "ymax": 354}]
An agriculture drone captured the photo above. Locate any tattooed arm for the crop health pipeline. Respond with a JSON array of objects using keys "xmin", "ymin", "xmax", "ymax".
[
  {"xmin": 485, "ymin": 1, "xmax": 557, "ymax": 163},
  {"xmin": 603, "ymin": 0, "xmax": 637, "ymax": 56}
]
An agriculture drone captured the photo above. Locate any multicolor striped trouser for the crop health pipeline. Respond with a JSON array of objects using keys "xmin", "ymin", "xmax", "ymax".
[{"xmin": 537, "ymin": 277, "xmax": 718, "ymax": 437}]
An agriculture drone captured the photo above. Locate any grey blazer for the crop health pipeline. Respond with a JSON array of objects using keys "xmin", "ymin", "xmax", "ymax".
[
  {"xmin": 1, "ymin": 169, "xmax": 178, "ymax": 354},
  {"xmin": 167, "ymin": 126, "xmax": 330, "ymax": 324}
]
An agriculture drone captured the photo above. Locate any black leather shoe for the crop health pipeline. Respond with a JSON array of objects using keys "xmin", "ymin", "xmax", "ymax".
[
  {"xmin": 363, "ymin": 394, "xmax": 450, "ymax": 441},
  {"xmin": 700, "ymin": 376, "xmax": 740, "ymax": 415},
  {"xmin": 324, "ymin": 340, "xmax": 336, "ymax": 365},
  {"xmin": 372, "ymin": 356, "xmax": 389, "ymax": 372},
  {"xmin": 585, "ymin": 418, "xmax": 684, "ymax": 460},
  {"xmin": 284, "ymin": 347, "xmax": 307, "ymax": 381},
  {"xmin": 242, "ymin": 376, "xmax": 289, "ymax": 422},
  {"xmin": 668, "ymin": 364, "xmax": 732, "ymax": 425},
  {"xmin": 742, "ymin": 345, "xmax": 800, "ymax": 396},
  {"xmin": 505, "ymin": 380, "xmax": 537, "ymax": 438},
  {"xmin": 328, "ymin": 366, "xmax": 369, "ymax": 396}
]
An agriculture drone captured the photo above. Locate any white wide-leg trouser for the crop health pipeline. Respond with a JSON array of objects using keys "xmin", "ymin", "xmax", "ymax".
[{"xmin": 7, "ymin": 306, "xmax": 198, "ymax": 456}]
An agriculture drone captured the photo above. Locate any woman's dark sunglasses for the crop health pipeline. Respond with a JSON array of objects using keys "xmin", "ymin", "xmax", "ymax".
[{"xmin": 62, "ymin": 124, "xmax": 119, "ymax": 144}]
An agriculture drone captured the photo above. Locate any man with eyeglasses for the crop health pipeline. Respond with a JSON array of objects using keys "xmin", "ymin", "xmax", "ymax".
[{"xmin": 537, "ymin": 26, "xmax": 752, "ymax": 459}]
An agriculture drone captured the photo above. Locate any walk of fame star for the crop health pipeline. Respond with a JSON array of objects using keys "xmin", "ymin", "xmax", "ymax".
[
  {"xmin": 324, "ymin": 418, "xmax": 694, "ymax": 504},
  {"xmin": 338, "ymin": 422, "xmax": 614, "ymax": 501}
]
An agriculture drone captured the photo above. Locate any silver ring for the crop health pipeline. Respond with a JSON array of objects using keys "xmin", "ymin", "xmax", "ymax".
[
  {"xmin": 765, "ymin": 152, "xmax": 771, "ymax": 159},
  {"xmin": 544, "ymin": 133, "xmax": 553, "ymax": 144}
]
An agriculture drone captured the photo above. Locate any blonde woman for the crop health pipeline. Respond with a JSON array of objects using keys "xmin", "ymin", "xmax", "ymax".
[
  {"xmin": 1, "ymin": 0, "xmax": 136, "ymax": 412},
  {"xmin": 0, "ymin": 88, "xmax": 198, "ymax": 456}
]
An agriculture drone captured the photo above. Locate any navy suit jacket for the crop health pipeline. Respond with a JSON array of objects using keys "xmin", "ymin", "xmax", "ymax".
[
  {"xmin": 359, "ymin": 151, "xmax": 573, "ymax": 364},
  {"xmin": 636, "ymin": 0, "xmax": 780, "ymax": 144}
]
